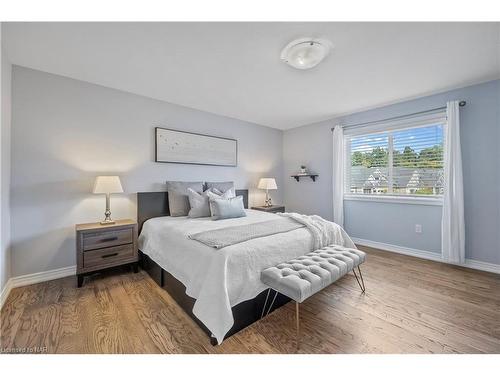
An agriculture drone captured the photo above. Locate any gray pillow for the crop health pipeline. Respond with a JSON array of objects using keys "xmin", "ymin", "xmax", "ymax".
[
  {"xmin": 187, "ymin": 188, "xmax": 212, "ymax": 218},
  {"xmin": 205, "ymin": 181, "xmax": 235, "ymax": 195},
  {"xmin": 208, "ymin": 195, "xmax": 246, "ymax": 220},
  {"xmin": 207, "ymin": 189, "xmax": 236, "ymax": 216},
  {"xmin": 166, "ymin": 181, "xmax": 204, "ymax": 216}
]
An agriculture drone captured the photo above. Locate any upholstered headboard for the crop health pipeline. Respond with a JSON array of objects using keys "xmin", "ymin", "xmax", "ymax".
[{"xmin": 137, "ymin": 189, "xmax": 249, "ymax": 233}]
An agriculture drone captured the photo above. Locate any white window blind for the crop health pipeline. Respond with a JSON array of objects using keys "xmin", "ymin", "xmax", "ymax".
[{"xmin": 345, "ymin": 121, "xmax": 445, "ymax": 197}]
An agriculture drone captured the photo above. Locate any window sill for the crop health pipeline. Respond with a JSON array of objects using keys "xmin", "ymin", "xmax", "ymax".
[{"xmin": 344, "ymin": 194, "xmax": 443, "ymax": 206}]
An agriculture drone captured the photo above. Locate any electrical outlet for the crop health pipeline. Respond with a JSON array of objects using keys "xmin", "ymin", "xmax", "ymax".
[{"xmin": 415, "ymin": 224, "xmax": 422, "ymax": 234}]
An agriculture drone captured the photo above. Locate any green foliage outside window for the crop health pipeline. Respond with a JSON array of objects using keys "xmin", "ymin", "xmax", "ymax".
[{"xmin": 351, "ymin": 145, "xmax": 443, "ymax": 168}]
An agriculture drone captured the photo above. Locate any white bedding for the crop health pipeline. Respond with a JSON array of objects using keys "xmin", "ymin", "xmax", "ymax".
[{"xmin": 138, "ymin": 209, "xmax": 353, "ymax": 344}]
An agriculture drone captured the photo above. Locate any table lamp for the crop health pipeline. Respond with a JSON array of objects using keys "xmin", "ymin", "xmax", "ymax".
[
  {"xmin": 93, "ymin": 176, "xmax": 123, "ymax": 225},
  {"xmin": 258, "ymin": 178, "xmax": 277, "ymax": 207}
]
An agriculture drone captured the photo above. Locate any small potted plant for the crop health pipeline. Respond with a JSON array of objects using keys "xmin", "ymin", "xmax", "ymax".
[{"xmin": 299, "ymin": 165, "xmax": 307, "ymax": 175}]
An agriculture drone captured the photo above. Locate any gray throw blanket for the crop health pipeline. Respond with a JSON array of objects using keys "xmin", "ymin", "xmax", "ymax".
[{"xmin": 188, "ymin": 218, "xmax": 305, "ymax": 249}]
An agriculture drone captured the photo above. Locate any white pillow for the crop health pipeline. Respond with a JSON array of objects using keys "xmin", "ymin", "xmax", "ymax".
[
  {"xmin": 187, "ymin": 188, "xmax": 212, "ymax": 218},
  {"xmin": 209, "ymin": 188, "xmax": 235, "ymax": 199}
]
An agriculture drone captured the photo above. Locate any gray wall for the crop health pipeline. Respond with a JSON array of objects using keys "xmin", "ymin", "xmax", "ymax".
[
  {"xmin": 8, "ymin": 66, "xmax": 500, "ymax": 278},
  {"xmin": 1, "ymin": 27, "xmax": 12, "ymax": 292},
  {"xmin": 284, "ymin": 79, "xmax": 500, "ymax": 264},
  {"xmin": 11, "ymin": 66, "xmax": 284, "ymax": 277}
]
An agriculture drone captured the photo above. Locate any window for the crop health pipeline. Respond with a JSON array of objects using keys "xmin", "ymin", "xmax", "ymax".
[{"xmin": 345, "ymin": 119, "xmax": 445, "ymax": 200}]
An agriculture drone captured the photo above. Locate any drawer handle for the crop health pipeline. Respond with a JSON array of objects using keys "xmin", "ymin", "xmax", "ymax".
[
  {"xmin": 100, "ymin": 236, "xmax": 118, "ymax": 243},
  {"xmin": 102, "ymin": 252, "xmax": 119, "ymax": 259}
]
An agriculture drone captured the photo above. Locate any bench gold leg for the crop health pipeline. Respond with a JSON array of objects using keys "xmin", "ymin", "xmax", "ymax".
[{"xmin": 296, "ymin": 301, "xmax": 300, "ymax": 351}]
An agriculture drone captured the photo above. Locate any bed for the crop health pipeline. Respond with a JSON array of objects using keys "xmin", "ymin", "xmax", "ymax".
[{"xmin": 137, "ymin": 189, "xmax": 351, "ymax": 345}]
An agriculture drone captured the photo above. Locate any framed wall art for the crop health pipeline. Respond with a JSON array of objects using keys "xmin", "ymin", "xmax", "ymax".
[{"xmin": 155, "ymin": 127, "xmax": 237, "ymax": 166}]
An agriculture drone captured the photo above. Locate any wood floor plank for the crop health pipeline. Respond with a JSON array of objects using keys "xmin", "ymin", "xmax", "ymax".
[
  {"xmin": 120, "ymin": 271, "xmax": 212, "ymax": 354},
  {"xmin": 358, "ymin": 264, "xmax": 500, "ymax": 337},
  {"xmin": 0, "ymin": 285, "xmax": 41, "ymax": 350},
  {"xmin": 319, "ymin": 282, "xmax": 494, "ymax": 353},
  {"xmin": 1, "ymin": 246, "xmax": 499, "ymax": 354},
  {"xmin": 53, "ymin": 278, "xmax": 88, "ymax": 354}
]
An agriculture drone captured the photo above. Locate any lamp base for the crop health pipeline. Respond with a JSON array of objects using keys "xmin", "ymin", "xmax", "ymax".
[
  {"xmin": 101, "ymin": 204, "xmax": 114, "ymax": 225},
  {"xmin": 264, "ymin": 194, "xmax": 272, "ymax": 207}
]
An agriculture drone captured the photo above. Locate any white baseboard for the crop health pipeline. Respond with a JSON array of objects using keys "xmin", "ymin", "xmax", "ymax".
[
  {"xmin": 0, "ymin": 278, "xmax": 14, "ymax": 310},
  {"xmin": 352, "ymin": 237, "xmax": 443, "ymax": 261},
  {"xmin": 10, "ymin": 265, "xmax": 76, "ymax": 288},
  {"xmin": 0, "ymin": 265, "xmax": 76, "ymax": 309},
  {"xmin": 352, "ymin": 237, "xmax": 500, "ymax": 274},
  {"xmin": 463, "ymin": 259, "xmax": 500, "ymax": 275}
]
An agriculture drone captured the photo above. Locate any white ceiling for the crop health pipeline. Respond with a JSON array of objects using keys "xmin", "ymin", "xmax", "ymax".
[{"xmin": 3, "ymin": 22, "xmax": 499, "ymax": 130}]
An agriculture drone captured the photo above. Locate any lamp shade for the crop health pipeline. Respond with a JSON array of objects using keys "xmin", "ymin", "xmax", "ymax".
[
  {"xmin": 258, "ymin": 178, "xmax": 277, "ymax": 190},
  {"xmin": 93, "ymin": 176, "xmax": 123, "ymax": 194}
]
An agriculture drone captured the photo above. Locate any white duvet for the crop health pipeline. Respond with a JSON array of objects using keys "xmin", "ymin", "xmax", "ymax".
[{"xmin": 138, "ymin": 209, "xmax": 354, "ymax": 344}]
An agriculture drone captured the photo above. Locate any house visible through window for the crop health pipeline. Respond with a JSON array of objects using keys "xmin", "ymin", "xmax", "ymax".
[{"xmin": 345, "ymin": 121, "xmax": 445, "ymax": 197}]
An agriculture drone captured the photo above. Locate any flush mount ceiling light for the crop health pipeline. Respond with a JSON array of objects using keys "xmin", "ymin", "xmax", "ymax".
[
  {"xmin": 281, "ymin": 38, "xmax": 333, "ymax": 69},
  {"xmin": 280, "ymin": 37, "xmax": 333, "ymax": 70}
]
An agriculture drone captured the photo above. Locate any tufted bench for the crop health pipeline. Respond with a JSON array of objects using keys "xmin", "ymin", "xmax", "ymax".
[{"xmin": 260, "ymin": 245, "xmax": 366, "ymax": 347}]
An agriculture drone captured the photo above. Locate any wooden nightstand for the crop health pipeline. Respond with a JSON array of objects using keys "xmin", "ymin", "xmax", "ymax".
[
  {"xmin": 251, "ymin": 205, "xmax": 285, "ymax": 213},
  {"xmin": 76, "ymin": 219, "xmax": 138, "ymax": 287}
]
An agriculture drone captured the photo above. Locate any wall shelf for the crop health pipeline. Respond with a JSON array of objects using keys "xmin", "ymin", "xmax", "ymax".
[{"xmin": 291, "ymin": 174, "xmax": 318, "ymax": 182}]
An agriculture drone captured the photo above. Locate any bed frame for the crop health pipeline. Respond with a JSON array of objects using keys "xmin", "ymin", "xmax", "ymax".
[{"xmin": 137, "ymin": 189, "xmax": 291, "ymax": 345}]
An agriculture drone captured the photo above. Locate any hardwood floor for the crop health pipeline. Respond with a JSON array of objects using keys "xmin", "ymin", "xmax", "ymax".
[{"xmin": 1, "ymin": 246, "xmax": 499, "ymax": 354}]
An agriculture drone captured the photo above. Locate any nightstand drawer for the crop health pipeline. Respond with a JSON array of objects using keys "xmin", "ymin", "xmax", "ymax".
[
  {"xmin": 83, "ymin": 243, "xmax": 135, "ymax": 269},
  {"xmin": 82, "ymin": 228, "xmax": 133, "ymax": 251}
]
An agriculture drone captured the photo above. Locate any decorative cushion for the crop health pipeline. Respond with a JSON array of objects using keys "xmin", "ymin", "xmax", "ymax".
[
  {"xmin": 166, "ymin": 181, "xmax": 204, "ymax": 216},
  {"xmin": 205, "ymin": 181, "xmax": 235, "ymax": 195},
  {"xmin": 187, "ymin": 188, "xmax": 213, "ymax": 218},
  {"xmin": 208, "ymin": 195, "xmax": 246, "ymax": 220},
  {"xmin": 207, "ymin": 188, "xmax": 236, "ymax": 216},
  {"xmin": 260, "ymin": 246, "xmax": 366, "ymax": 303}
]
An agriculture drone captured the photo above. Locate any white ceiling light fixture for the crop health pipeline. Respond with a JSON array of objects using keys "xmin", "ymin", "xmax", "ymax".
[{"xmin": 280, "ymin": 37, "xmax": 333, "ymax": 70}]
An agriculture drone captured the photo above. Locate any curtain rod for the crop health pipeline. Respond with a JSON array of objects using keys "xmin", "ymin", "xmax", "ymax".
[{"xmin": 330, "ymin": 100, "xmax": 466, "ymax": 131}]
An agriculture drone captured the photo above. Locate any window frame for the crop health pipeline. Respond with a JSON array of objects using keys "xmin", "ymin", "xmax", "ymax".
[{"xmin": 343, "ymin": 113, "xmax": 446, "ymax": 206}]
